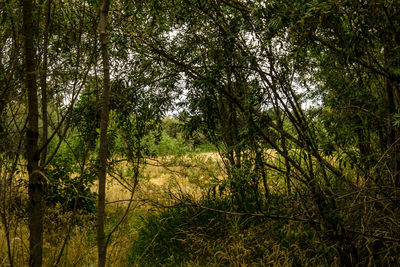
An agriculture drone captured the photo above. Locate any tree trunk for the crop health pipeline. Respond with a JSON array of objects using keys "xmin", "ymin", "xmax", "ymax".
[
  {"xmin": 97, "ymin": 0, "xmax": 111, "ymax": 266},
  {"xmin": 40, "ymin": 0, "xmax": 52, "ymax": 166},
  {"xmin": 384, "ymin": 45, "xmax": 400, "ymax": 187},
  {"xmin": 23, "ymin": 0, "xmax": 43, "ymax": 266}
]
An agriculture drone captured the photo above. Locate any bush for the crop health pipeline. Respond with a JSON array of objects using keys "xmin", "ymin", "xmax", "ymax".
[
  {"xmin": 127, "ymin": 195, "xmax": 349, "ymax": 266},
  {"xmin": 127, "ymin": 199, "xmax": 234, "ymax": 266},
  {"xmin": 45, "ymin": 144, "xmax": 97, "ymax": 214}
]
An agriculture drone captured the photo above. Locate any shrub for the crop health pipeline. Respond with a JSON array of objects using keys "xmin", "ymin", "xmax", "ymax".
[{"xmin": 45, "ymin": 145, "xmax": 97, "ymax": 214}]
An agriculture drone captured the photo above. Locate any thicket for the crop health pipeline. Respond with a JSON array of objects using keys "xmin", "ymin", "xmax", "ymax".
[{"xmin": 1, "ymin": 0, "xmax": 399, "ymax": 266}]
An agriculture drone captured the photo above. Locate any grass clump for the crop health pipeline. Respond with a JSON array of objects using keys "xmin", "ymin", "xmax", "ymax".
[
  {"xmin": 127, "ymin": 195, "xmax": 340, "ymax": 266},
  {"xmin": 127, "ymin": 201, "xmax": 230, "ymax": 266}
]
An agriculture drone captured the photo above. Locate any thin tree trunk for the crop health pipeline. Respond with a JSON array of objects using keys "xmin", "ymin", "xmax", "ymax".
[
  {"xmin": 97, "ymin": 0, "xmax": 111, "ymax": 266},
  {"xmin": 384, "ymin": 46, "xmax": 400, "ymax": 187},
  {"xmin": 278, "ymin": 112, "xmax": 291, "ymax": 194},
  {"xmin": 23, "ymin": 0, "xmax": 43, "ymax": 266},
  {"xmin": 40, "ymin": 0, "xmax": 52, "ymax": 166},
  {"xmin": 0, "ymin": 162, "xmax": 14, "ymax": 267}
]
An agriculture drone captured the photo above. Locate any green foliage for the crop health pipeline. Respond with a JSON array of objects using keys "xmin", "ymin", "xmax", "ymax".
[
  {"xmin": 127, "ymin": 200, "xmax": 233, "ymax": 266},
  {"xmin": 136, "ymin": 116, "xmax": 217, "ymax": 157},
  {"xmin": 127, "ymin": 209, "xmax": 189, "ymax": 266},
  {"xmin": 127, "ymin": 195, "xmax": 340, "ymax": 266},
  {"xmin": 143, "ymin": 132, "xmax": 185, "ymax": 157},
  {"xmin": 45, "ymin": 141, "xmax": 97, "ymax": 214},
  {"xmin": 71, "ymin": 85, "xmax": 101, "ymax": 151},
  {"xmin": 2, "ymin": 0, "xmax": 400, "ymax": 265},
  {"xmin": 162, "ymin": 117, "xmax": 183, "ymax": 140}
]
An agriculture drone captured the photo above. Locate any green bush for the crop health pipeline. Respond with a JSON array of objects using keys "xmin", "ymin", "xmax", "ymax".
[
  {"xmin": 45, "ymin": 143, "xmax": 97, "ymax": 214},
  {"xmin": 127, "ymin": 195, "xmax": 347, "ymax": 266},
  {"xmin": 127, "ymin": 199, "xmax": 234, "ymax": 266}
]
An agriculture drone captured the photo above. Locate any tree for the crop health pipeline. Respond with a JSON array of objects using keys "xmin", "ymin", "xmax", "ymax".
[
  {"xmin": 96, "ymin": 0, "xmax": 111, "ymax": 266},
  {"xmin": 23, "ymin": 0, "xmax": 43, "ymax": 265}
]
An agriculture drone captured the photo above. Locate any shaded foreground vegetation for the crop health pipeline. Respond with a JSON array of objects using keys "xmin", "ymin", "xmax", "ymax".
[
  {"xmin": 1, "ymin": 0, "xmax": 400, "ymax": 266},
  {"xmin": 2, "ymin": 134, "xmax": 400, "ymax": 266}
]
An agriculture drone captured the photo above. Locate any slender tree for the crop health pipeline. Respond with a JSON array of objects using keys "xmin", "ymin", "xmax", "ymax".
[
  {"xmin": 97, "ymin": 0, "xmax": 111, "ymax": 266},
  {"xmin": 39, "ymin": 0, "xmax": 52, "ymax": 166},
  {"xmin": 23, "ymin": 0, "xmax": 43, "ymax": 266}
]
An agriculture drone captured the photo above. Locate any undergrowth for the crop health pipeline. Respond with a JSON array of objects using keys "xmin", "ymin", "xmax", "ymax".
[
  {"xmin": 127, "ymin": 196, "xmax": 341, "ymax": 266},
  {"xmin": 127, "ymin": 185, "xmax": 400, "ymax": 267}
]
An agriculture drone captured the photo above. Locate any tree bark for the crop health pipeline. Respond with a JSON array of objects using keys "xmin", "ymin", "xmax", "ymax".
[
  {"xmin": 384, "ymin": 45, "xmax": 400, "ymax": 187},
  {"xmin": 97, "ymin": 0, "xmax": 111, "ymax": 266},
  {"xmin": 40, "ymin": 0, "xmax": 52, "ymax": 166},
  {"xmin": 23, "ymin": 0, "xmax": 43, "ymax": 266}
]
